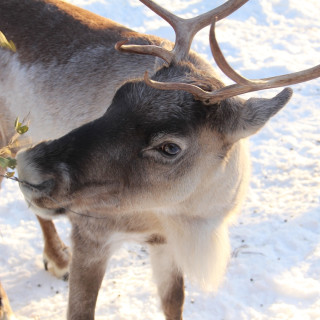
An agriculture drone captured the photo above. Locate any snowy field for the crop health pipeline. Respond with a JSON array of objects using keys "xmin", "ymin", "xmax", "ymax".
[{"xmin": 1, "ymin": 0, "xmax": 320, "ymax": 319}]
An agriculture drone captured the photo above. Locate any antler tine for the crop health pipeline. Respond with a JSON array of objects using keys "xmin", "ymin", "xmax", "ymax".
[
  {"xmin": 209, "ymin": 18, "xmax": 251, "ymax": 85},
  {"xmin": 208, "ymin": 20, "xmax": 320, "ymax": 101},
  {"xmin": 186, "ymin": 0, "xmax": 249, "ymax": 31},
  {"xmin": 115, "ymin": 40, "xmax": 173, "ymax": 64},
  {"xmin": 117, "ymin": 0, "xmax": 249, "ymax": 63},
  {"xmin": 138, "ymin": 0, "xmax": 181, "ymax": 29},
  {"xmin": 143, "ymin": 71, "xmax": 222, "ymax": 103}
]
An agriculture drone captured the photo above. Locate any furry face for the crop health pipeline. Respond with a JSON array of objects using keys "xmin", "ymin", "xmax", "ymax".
[
  {"xmin": 17, "ymin": 61, "xmax": 293, "ymax": 223},
  {"xmin": 17, "ymin": 65, "xmax": 225, "ymax": 219}
]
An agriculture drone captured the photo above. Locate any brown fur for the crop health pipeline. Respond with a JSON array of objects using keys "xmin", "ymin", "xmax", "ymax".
[
  {"xmin": 0, "ymin": 0, "xmax": 141, "ymax": 65},
  {"xmin": 161, "ymin": 274, "xmax": 184, "ymax": 320}
]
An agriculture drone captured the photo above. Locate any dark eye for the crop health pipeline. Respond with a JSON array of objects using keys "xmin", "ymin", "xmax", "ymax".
[{"xmin": 159, "ymin": 143, "xmax": 181, "ymax": 156}]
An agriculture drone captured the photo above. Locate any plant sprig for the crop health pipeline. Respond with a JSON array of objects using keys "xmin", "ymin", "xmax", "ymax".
[
  {"xmin": 0, "ymin": 117, "xmax": 29, "ymax": 177},
  {"xmin": 15, "ymin": 117, "xmax": 29, "ymax": 134},
  {"xmin": 0, "ymin": 31, "xmax": 18, "ymax": 178},
  {"xmin": 0, "ymin": 31, "xmax": 16, "ymax": 52}
]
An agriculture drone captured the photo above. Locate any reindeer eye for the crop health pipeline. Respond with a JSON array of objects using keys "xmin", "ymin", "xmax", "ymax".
[{"xmin": 159, "ymin": 143, "xmax": 181, "ymax": 156}]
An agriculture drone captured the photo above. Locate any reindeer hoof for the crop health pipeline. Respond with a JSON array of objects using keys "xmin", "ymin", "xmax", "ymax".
[
  {"xmin": 43, "ymin": 246, "xmax": 71, "ymax": 280},
  {"xmin": 43, "ymin": 259, "xmax": 48, "ymax": 271},
  {"xmin": 62, "ymin": 272, "xmax": 69, "ymax": 282}
]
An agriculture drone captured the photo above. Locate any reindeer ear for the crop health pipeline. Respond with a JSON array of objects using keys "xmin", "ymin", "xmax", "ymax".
[{"xmin": 229, "ymin": 88, "xmax": 293, "ymax": 141}]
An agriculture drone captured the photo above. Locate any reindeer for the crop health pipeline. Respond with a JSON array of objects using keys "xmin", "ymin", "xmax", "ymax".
[{"xmin": 0, "ymin": 0, "xmax": 319, "ymax": 319}]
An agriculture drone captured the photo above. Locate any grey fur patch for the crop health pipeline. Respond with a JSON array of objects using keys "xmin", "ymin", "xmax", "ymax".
[
  {"xmin": 243, "ymin": 88, "xmax": 293, "ymax": 128},
  {"xmin": 211, "ymin": 88, "xmax": 293, "ymax": 140}
]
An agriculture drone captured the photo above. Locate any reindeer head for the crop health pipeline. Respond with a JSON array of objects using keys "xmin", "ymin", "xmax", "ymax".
[
  {"xmin": 17, "ymin": 0, "xmax": 318, "ymax": 220},
  {"xmin": 16, "ymin": 73, "xmax": 292, "ymax": 220}
]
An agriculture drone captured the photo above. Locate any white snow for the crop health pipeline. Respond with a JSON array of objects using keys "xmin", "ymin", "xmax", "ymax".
[{"xmin": 1, "ymin": 0, "xmax": 320, "ymax": 319}]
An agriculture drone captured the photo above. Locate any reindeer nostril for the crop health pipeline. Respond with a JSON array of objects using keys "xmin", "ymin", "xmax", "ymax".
[{"xmin": 55, "ymin": 208, "xmax": 66, "ymax": 214}]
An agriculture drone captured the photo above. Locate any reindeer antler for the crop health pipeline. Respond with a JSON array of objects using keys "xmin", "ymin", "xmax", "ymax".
[
  {"xmin": 116, "ymin": 0, "xmax": 248, "ymax": 63},
  {"xmin": 117, "ymin": 0, "xmax": 320, "ymax": 103}
]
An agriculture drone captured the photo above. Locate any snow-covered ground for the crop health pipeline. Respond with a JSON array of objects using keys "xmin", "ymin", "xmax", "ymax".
[{"xmin": 1, "ymin": 0, "xmax": 320, "ymax": 319}]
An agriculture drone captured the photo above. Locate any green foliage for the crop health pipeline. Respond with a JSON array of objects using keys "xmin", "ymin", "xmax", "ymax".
[
  {"xmin": 0, "ymin": 157, "xmax": 17, "ymax": 170},
  {"xmin": 0, "ymin": 118, "xmax": 29, "ymax": 177},
  {"xmin": 15, "ymin": 117, "xmax": 29, "ymax": 135},
  {"xmin": 0, "ymin": 31, "xmax": 16, "ymax": 52},
  {"xmin": 0, "ymin": 33, "xmax": 20, "ymax": 178}
]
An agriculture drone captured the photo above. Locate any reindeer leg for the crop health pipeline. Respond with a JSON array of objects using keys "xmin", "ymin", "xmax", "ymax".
[
  {"xmin": 1, "ymin": 168, "xmax": 71, "ymax": 280},
  {"xmin": 0, "ymin": 281, "xmax": 13, "ymax": 320},
  {"xmin": 67, "ymin": 225, "xmax": 109, "ymax": 320},
  {"xmin": 149, "ymin": 244, "xmax": 184, "ymax": 320},
  {"xmin": 36, "ymin": 216, "xmax": 71, "ymax": 280}
]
